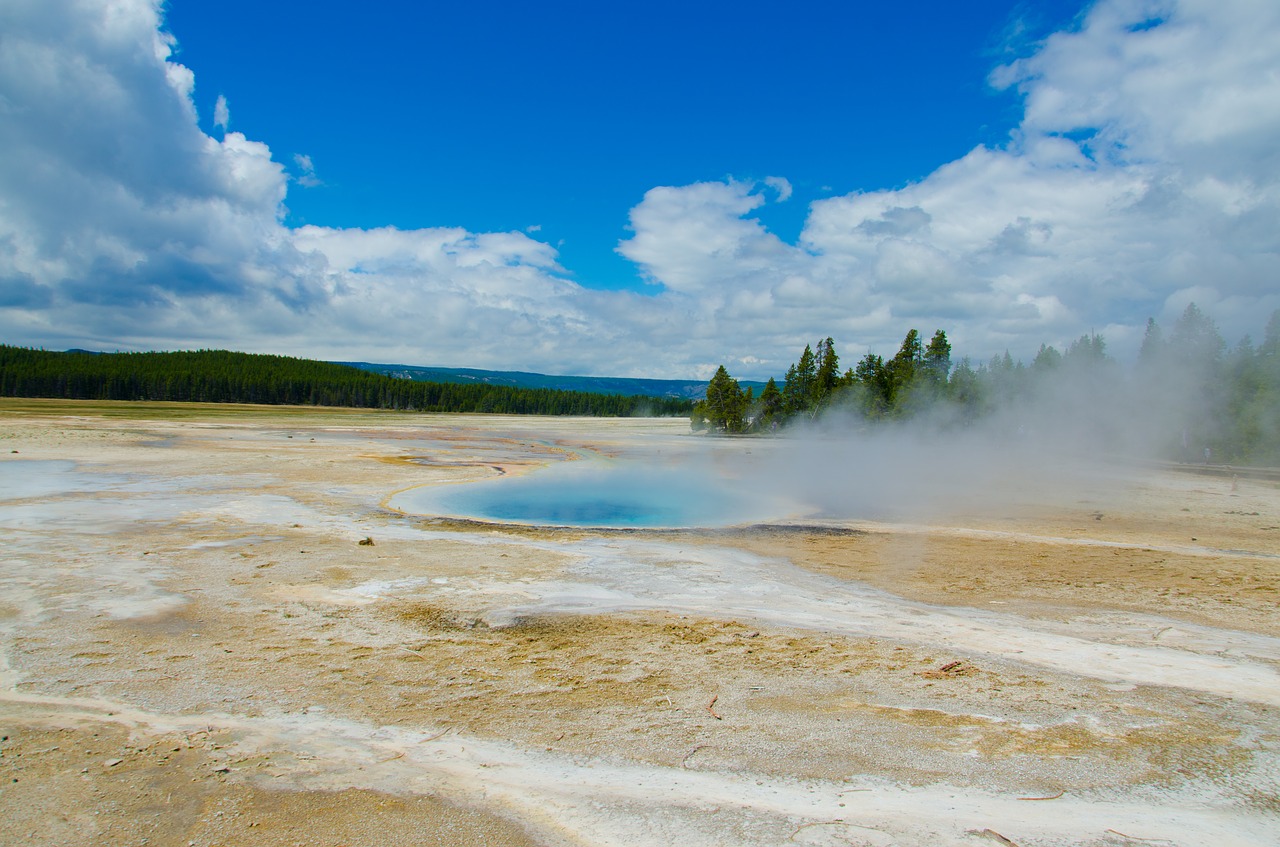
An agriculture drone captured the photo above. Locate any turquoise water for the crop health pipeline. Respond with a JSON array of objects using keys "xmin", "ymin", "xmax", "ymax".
[
  {"xmin": 392, "ymin": 465, "xmax": 788, "ymax": 528},
  {"xmin": 0, "ymin": 460, "xmax": 134, "ymax": 499}
]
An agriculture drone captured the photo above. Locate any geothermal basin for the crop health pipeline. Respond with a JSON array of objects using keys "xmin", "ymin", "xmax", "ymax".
[
  {"xmin": 2, "ymin": 402, "xmax": 1279, "ymax": 847},
  {"xmin": 389, "ymin": 462, "xmax": 799, "ymax": 528}
]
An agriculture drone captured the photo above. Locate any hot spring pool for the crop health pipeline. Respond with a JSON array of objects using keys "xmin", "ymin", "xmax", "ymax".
[{"xmin": 389, "ymin": 464, "xmax": 792, "ymax": 528}]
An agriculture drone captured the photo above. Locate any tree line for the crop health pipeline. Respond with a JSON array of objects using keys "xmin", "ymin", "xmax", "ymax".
[
  {"xmin": 692, "ymin": 304, "xmax": 1280, "ymax": 465},
  {"xmin": 0, "ymin": 347, "xmax": 693, "ymax": 417}
]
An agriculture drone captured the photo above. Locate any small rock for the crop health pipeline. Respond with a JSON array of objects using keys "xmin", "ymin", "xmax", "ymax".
[{"xmin": 104, "ymin": 758, "xmax": 123, "ymax": 768}]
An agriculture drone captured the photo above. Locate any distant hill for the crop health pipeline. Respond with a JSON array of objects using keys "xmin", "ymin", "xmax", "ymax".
[
  {"xmin": 339, "ymin": 362, "xmax": 765, "ymax": 401},
  {"xmin": 0, "ymin": 347, "xmax": 693, "ymax": 416}
]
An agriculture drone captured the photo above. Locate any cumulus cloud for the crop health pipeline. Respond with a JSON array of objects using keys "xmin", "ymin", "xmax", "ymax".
[
  {"xmin": 213, "ymin": 93, "xmax": 230, "ymax": 132},
  {"xmin": 0, "ymin": 0, "xmax": 614, "ymax": 372},
  {"xmin": 619, "ymin": 180, "xmax": 800, "ymax": 295},
  {"xmin": 614, "ymin": 0, "xmax": 1280, "ymax": 368},
  {"xmin": 763, "ymin": 176, "xmax": 793, "ymax": 202},
  {"xmin": 0, "ymin": 0, "xmax": 1276, "ymax": 379},
  {"xmin": 992, "ymin": 0, "xmax": 1280, "ymax": 175}
]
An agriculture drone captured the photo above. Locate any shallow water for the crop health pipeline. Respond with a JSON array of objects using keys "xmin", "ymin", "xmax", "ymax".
[
  {"xmin": 390, "ymin": 462, "xmax": 798, "ymax": 528},
  {"xmin": 0, "ymin": 459, "xmax": 111, "ymax": 500}
]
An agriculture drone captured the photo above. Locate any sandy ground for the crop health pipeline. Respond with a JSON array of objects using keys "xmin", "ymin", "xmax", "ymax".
[{"xmin": 1, "ymin": 399, "xmax": 1278, "ymax": 847}]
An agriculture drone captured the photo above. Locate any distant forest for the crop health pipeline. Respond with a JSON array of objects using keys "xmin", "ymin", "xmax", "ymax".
[
  {"xmin": 695, "ymin": 304, "xmax": 1280, "ymax": 465},
  {"xmin": 0, "ymin": 347, "xmax": 693, "ymax": 417}
]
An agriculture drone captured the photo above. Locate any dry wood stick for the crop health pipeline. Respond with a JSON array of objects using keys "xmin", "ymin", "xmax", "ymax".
[
  {"xmin": 1017, "ymin": 790, "xmax": 1065, "ymax": 800},
  {"xmin": 1105, "ymin": 829, "xmax": 1171, "ymax": 843}
]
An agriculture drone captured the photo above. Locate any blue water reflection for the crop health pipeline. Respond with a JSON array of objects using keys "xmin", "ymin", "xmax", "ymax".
[{"xmin": 393, "ymin": 464, "xmax": 790, "ymax": 528}]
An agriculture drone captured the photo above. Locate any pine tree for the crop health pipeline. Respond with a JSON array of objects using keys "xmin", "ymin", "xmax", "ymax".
[
  {"xmin": 1262, "ymin": 309, "xmax": 1280, "ymax": 359},
  {"xmin": 704, "ymin": 365, "xmax": 747, "ymax": 433},
  {"xmin": 782, "ymin": 344, "xmax": 816, "ymax": 416},
  {"xmin": 813, "ymin": 337, "xmax": 840, "ymax": 407},
  {"xmin": 1064, "ymin": 333, "xmax": 1107, "ymax": 364},
  {"xmin": 922, "ymin": 330, "xmax": 951, "ymax": 385},
  {"xmin": 886, "ymin": 329, "xmax": 923, "ymax": 407},
  {"xmin": 1031, "ymin": 344, "xmax": 1061, "ymax": 371},
  {"xmin": 1170, "ymin": 303, "xmax": 1225, "ymax": 370},
  {"xmin": 852, "ymin": 353, "xmax": 891, "ymax": 418},
  {"xmin": 1138, "ymin": 317, "xmax": 1165, "ymax": 365},
  {"xmin": 754, "ymin": 377, "xmax": 783, "ymax": 432}
]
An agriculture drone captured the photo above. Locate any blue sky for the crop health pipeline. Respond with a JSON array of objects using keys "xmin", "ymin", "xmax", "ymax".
[
  {"xmin": 1, "ymin": 0, "xmax": 1278, "ymax": 379},
  {"xmin": 166, "ymin": 1, "xmax": 1077, "ymax": 292}
]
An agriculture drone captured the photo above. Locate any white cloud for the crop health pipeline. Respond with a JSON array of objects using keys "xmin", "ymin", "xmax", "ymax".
[
  {"xmin": 613, "ymin": 0, "xmax": 1280, "ymax": 367},
  {"xmin": 763, "ymin": 176, "xmax": 793, "ymax": 202},
  {"xmin": 213, "ymin": 93, "xmax": 230, "ymax": 131},
  {"xmin": 292, "ymin": 152, "xmax": 320, "ymax": 187},
  {"xmin": 0, "ymin": 0, "xmax": 1276, "ymax": 380},
  {"xmin": 618, "ymin": 180, "xmax": 799, "ymax": 295},
  {"xmin": 993, "ymin": 0, "xmax": 1280, "ymax": 175},
  {"xmin": 0, "ymin": 0, "xmax": 613, "ymax": 373}
]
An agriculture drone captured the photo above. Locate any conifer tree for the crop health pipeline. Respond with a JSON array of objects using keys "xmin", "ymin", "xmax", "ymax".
[
  {"xmin": 754, "ymin": 377, "xmax": 783, "ymax": 432},
  {"xmin": 885, "ymin": 329, "xmax": 923, "ymax": 408},
  {"xmin": 1169, "ymin": 302, "xmax": 1225, "ymax": 371},
  {"xmin": 921, "ymin": 330, "xmax": 951, "ymax": 385},
  {"xmin": 1262, "ymin": 309, "xmax": 1280, "ymax": 359},
  {"xmin": 703, "ymin": 365, "xmax": 747, "ymax": 433},
  {"xmin": 813, "ymin": 337, "xmax": 840, "ymax": 407},
  {"xmin": 1031, "ymin": 344, "xmax": 1061, "ymax": 371},
  {"xmin": 852, "ymin": 353, "xmax": 891, "ymax": 418},
  {"xmin": 1138, "ymin": 317, "xmax": 1165, "ymax": 364},
  {"xmin": 782, "ymin": 345, "xmax": 816, "ymax": 416}
]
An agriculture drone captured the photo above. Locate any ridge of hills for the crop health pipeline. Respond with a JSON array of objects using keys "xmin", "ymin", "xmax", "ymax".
[
  {"xmin": 340, "ymin": 362, "xmax": 768, "ymax": 401},
  {"xmin": 0, "ymin": 347, "xmax": 693, "ymax": 416}
]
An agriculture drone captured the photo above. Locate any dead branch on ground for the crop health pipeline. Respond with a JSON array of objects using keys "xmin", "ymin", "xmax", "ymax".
[{"xmin": 1017, "ymin": 790, "xmax": 1065, "ymax": 800}]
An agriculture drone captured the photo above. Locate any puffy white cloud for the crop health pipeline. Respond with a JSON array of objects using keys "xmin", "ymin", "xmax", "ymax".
[
  {"xmin": 0, "ymin": 0, "xmax": 1276, "ymax": 380},
  {"xmin": 0, "ymin": 0, "xmax": 619, "ymax": 373},
  {"xmin": 0, "ymin": 0, "xmax": 290, "ymax": 317},
  {"xmin": 763, "ymin": 176, "xmax": 793, "ymax": 202},
  {"xmin": 618, "ymin": 180, "xmax": 800, "ymax": 295},
  {"xmin": 213, "ymin": 93, "xmax": 230, "ymax": 131},
  {"xmin": 614, "ymin": 0, "xmax": 1280, "ymax": 368},
  {"xmin": 993, "ymin": 0, "xmax": 1280, "ymax": 175}
]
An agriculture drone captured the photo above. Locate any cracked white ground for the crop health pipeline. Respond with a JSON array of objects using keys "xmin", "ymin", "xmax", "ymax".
[{"xmin": 1, "ymin": 401, "xmax": 1278, "ymax": 847}]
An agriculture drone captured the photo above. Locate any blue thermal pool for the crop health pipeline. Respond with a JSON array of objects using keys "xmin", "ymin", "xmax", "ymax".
[{"xmin": 389, "ymin": 464, "xmax": 791, "ymax": 528}]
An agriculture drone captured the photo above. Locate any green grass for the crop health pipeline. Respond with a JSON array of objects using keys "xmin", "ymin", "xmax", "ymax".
[{"xmin": 0, "ymin": 397, "xmax": 432, "ymax": 422}]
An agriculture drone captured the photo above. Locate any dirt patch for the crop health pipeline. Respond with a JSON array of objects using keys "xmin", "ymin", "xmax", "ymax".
[
  {"xmin": 730, "ymin": 522, "xmax": 1280, "ymax": 636},
  {"xmin": 1, "ymin": 403, "xmax": 1277, "ymax": 846},
  {"xmin": 0, "ymin": 717, "xmax": 541, "ymax": 847}
]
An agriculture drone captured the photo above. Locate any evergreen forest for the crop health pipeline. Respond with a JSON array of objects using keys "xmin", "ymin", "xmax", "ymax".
[
  {"xmin": 692, "ymin": 304, "xmax": 1280, "ymax": 466},
  {"xmin": 0, "ymin": 347, "xmax": 692, "ymax": 417}
]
